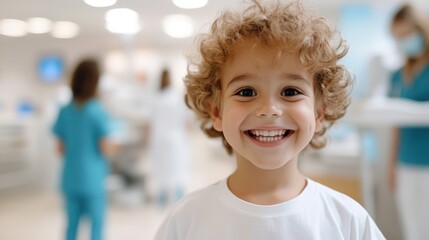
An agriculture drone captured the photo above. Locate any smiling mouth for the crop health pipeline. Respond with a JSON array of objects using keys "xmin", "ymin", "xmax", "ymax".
[{"xmin": 245, "ymin": 129, "xmax": 294, "ymax": 142}]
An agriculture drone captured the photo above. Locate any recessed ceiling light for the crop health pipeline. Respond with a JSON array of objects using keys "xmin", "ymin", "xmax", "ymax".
[
  {"xmin": 0, "ymin": 19, "xmax": 27, "ymax": 37},
  {"xmin": 172, "ymin": 0, "xmax": 208, "ymax": 9},
  {"xmin": 27, "ymin": 17, "xmax": 52, "ymax": 34},
  {"xmin": 105, "ymin": 8, "xmax": 141, "ymax": 35},
  {"xmin": 163, "ymin": 14, "xmax": 194, "ymax": 38},
  {"xmin": 51, "ymin": 21, "xmax": 79, "ymax": 39},
  {"xmin": 84, "ymin": 0, "xmax": 117, "ymax": 8}
]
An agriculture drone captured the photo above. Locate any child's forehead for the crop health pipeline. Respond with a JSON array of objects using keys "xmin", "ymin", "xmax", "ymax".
[
  {"xmin": 227, "ymin": 39, "xmax": 297, "ymax": 63},
  {"xmin": 224, "ymin": 40, "xmax": 307, "ymax": 73},
  {"xmin": 230, "ymin": 39, "xmax": 291, "ymax": 55},
  {"xmin": 220, "ymin": 40, "xmax": 313, "ymax": 86}
]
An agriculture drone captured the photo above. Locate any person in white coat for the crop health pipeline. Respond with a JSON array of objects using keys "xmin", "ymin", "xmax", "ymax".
[{"xmin": 149, "ymin": 69, "xmax": 190, "ymax": 207}]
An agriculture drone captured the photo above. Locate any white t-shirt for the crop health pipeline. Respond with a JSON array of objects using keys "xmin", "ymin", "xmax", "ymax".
[{"xmin": 155, "ymin": 178, "xmax": 386, "ymax": 240}]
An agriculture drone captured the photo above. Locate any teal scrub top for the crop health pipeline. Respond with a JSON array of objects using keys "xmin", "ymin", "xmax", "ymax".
[
  {"xmin": 53, "ymin": 99, "xmax": 111, "ymax": 194},
  {"xmin": 390, "ymin": 63, "xmax": 429, "ymax": 166}
]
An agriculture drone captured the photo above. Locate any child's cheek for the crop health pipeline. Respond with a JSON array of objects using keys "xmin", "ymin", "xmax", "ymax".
[{"xmin": 293, "ymin": 104, "xmax": 318, "ymax": 132}]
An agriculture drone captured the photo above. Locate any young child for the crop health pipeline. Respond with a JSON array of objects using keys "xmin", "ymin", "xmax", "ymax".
[{"xmin": 155, "ymin": 0, "xmax": 385, "ymax": 239}]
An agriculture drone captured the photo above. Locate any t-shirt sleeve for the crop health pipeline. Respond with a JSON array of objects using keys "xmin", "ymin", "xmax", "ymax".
[
  {"xmin": 52, "ymin": 108, "xmax": 65, "ymax": 139},
  {"xmin": 154, "ymin": 200, "xmax": 188, "ymax": 240},
  {"xmin": 349, "ymin": 213, "xmax": 386, "ymax": 240},
  {"xmin": 362, "ymin": 215, "xmax": 386, "ymax": 240},
  {"xmin": 154, "ymin": 216, "xmax": 178, "ymax": 240}
]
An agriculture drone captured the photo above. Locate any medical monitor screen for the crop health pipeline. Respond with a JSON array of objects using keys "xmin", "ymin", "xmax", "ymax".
[{"xmin": 38, "ymin": 55, "xmax": 64, "ymax": 83}]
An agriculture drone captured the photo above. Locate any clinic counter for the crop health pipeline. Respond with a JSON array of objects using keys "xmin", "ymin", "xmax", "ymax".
[
  {"xmin": 344, "ymin": 97, "xmax": 429, "ymax": 218},
  {"xmin": 345, "ymin": 98, "xmax": 429, "ymax": 127}
]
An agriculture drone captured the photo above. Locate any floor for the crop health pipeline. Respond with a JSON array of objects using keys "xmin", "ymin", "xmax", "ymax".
[
  {"xmin": 0, "ymin": 188, "xmax": 171, "ymax": 240},
  {"xmin": 0, "ymin": 128, "xmax": 362, "ymax": 240}
]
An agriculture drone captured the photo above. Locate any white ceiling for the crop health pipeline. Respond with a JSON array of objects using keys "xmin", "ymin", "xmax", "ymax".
[
  {"xmin": 0, "ymin": 0, "xmax": 428, "ymax": 49},
  {"xmin": 0, "ymin": 0, "xmax": 238, "ymax": 48}
]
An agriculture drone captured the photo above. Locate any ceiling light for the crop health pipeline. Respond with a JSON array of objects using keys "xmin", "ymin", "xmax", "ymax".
[
  {"xmin": 105, "ymin": 8, "xmax": 141, "ymax": 35},
  {"xmin": 0, "ymin": 19, "xmax": 27, "ymax": 37},
  {"xmin": 163, "ymin": 14, "xmax": 193, "ymax": 38},
  {"xmin": 51, "ymin": 21, "xmax": 79, "ymax": 39},
  {"xmin": 84, "ymin": 0, "xmax": 117, "ymax": 7},
  {"xmin": 27, "ymin": 17, "xmax": 52, "ymax": 34},
  {"xmin": 172, "ymin": 0, "xmax": 208, "ymax": 9}
]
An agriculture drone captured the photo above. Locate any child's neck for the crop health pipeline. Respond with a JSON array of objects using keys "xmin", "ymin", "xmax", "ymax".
[{"xmin": 227, "ymin": 157, "xmax": 306, "ymax": 205}]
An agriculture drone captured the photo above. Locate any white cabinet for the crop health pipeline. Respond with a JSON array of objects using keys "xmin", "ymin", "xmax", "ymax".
[{"xmin": 0, "ymin": 121, "xmax": 38, "ymax": 189}]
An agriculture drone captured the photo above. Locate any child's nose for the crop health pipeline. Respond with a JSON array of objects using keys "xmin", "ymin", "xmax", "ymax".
[{"xmin": 255, "ymin": 97, "xmax": 283, "ymax": 118}]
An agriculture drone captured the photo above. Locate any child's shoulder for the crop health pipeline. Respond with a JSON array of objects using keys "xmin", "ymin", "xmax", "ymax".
[
  {"xmin": 166, "ymin": 180, "xmax": 222, "ymax": 216},
  {"xmin": 310, "ymin": 179, "xmax": 370, "ymax": 218}
]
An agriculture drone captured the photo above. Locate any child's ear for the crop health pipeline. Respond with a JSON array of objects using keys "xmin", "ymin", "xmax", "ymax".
[
  {"xmin": 315, "ymin": 109, "xmax": 324, "ymax": 133},
  {"xmin": 209, "ymin": 103, "xmax": 223, "ymax": 132}
]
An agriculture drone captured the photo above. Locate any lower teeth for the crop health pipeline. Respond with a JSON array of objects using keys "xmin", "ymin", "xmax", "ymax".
[{"xmin": 255, "ymin": 136, "xmax": 282, "ymax": 142}]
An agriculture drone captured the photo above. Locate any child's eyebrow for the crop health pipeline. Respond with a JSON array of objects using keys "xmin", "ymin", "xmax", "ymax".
[
  {"xmin": 225, "ymin": 74, "xmax": 252, "ymax": 89},
  {"xmin": 281, "ymin": 73, "xmax": 312, "ymax": 87},
  {"xmin": 225, "ymin": 73, "xmax": 311, "ymax": 89}
]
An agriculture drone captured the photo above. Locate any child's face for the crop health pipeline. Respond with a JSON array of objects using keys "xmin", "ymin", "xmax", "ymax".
[{"xmin": 211, "ymin": 42, "xmax": 323, "ymax": 170}]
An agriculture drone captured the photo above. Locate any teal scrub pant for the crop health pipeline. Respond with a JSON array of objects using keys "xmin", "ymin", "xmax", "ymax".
[{"xmin": 64, "ymin": 191, "xmax": 106, "ymax": 240}]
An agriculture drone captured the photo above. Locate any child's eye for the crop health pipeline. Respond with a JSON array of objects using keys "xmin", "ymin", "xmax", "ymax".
[
  {"xmin": 236, "ymin": 88, "xmax": 256, "ymax": 97},
  {"xmin": 281, "ymin": 88, "xmax": 301, "ymax": 97}
]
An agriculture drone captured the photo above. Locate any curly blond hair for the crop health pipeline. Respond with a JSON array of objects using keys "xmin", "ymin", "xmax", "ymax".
[{"xmin": 185, "ymin": 0, "xmax": 352, "ymax": 154}]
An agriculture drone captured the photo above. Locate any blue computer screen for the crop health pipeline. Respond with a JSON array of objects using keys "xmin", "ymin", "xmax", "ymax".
[{"xmin": 38, "ymin": 55, "xmax": 64, "ymax": 83}]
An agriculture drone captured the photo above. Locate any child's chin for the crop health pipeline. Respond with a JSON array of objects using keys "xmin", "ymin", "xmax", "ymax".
[{"xmin": 249, "ymin": 159, "xmax": 290, "ymax": 170}]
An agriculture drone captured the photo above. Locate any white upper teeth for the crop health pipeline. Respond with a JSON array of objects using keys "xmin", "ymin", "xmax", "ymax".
[{"xmin": 251, "ymin": 130, "xmax": 286, "ymax": 137}]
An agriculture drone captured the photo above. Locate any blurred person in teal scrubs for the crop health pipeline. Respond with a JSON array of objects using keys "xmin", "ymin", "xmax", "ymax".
[
  {"xmin": 388, "ymin": 4, "xmax": 429, "ymax": 240},
  {"xmin": 53, "ymin": 58, "xmax": 116, "ymax": 240}
]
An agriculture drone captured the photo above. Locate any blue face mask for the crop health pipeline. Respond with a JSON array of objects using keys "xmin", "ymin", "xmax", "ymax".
[{"xmin": 397, "ymin": 32, "xmax": 426, "ymax": 58}]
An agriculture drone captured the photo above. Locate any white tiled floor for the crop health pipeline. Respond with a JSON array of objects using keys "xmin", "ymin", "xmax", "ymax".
[{"xmin": 0, "ymin": 129, "xmax": 235, "ymax": 240}]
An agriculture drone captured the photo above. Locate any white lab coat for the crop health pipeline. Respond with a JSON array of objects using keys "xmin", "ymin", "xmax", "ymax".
[{"xmin": 149, "ymin": 87, "xmax": 190, "ymax": 192}]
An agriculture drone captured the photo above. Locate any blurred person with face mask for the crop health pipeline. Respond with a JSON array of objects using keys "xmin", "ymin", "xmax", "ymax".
[{"xmin": 388, "ymin": 4, "xmax": 429, "ymax": 240}]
